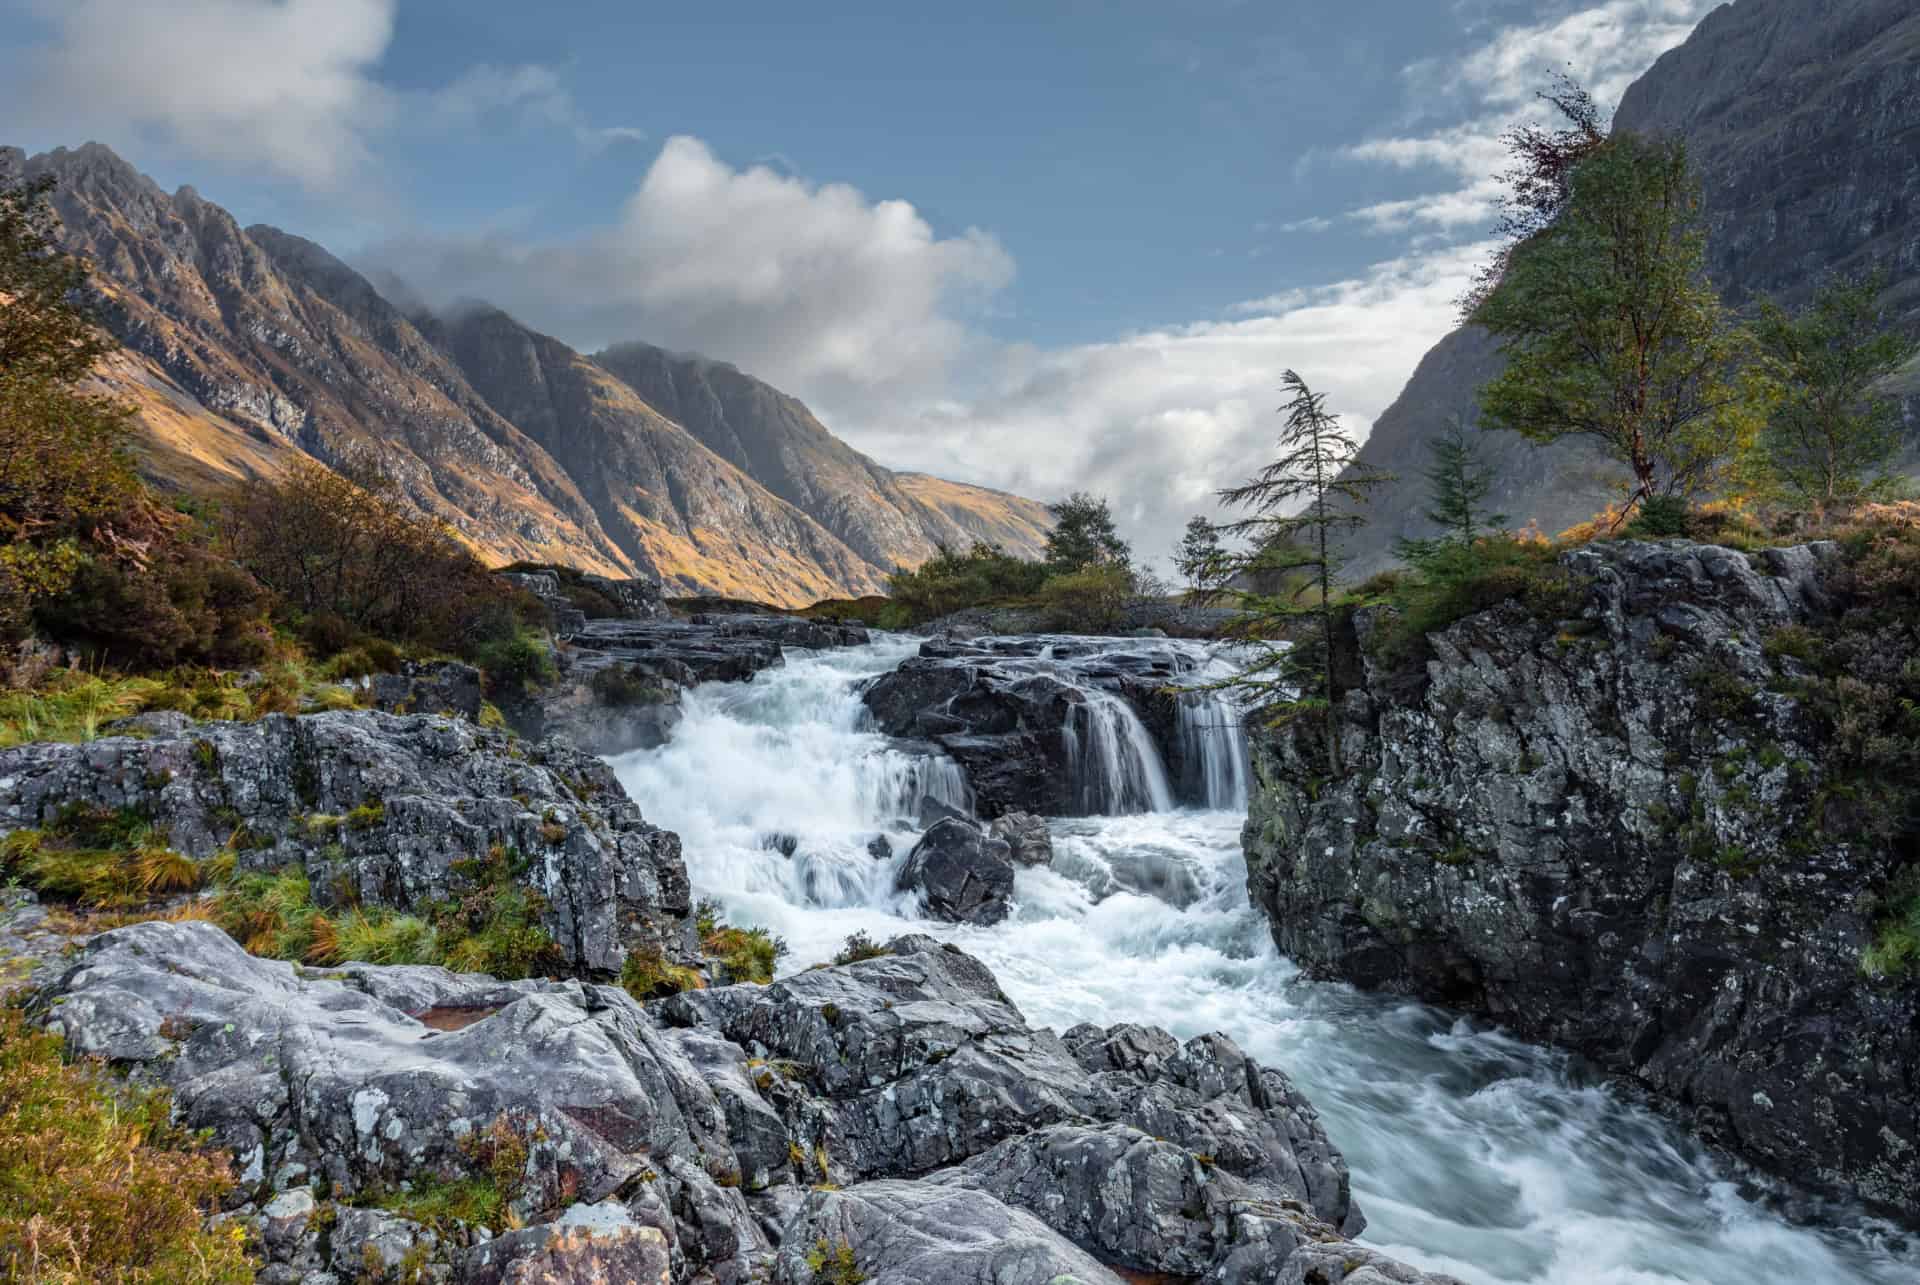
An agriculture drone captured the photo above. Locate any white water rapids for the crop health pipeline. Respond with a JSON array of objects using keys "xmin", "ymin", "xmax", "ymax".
[{"xmin": 610, "ymin": 635, "xmax": 1912, "ymax": 1284}]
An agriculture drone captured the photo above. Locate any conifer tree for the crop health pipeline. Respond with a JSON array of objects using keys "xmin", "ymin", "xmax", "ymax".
[
  {"xmin": 1043, "ymin": 492, "xmax": 1131, "ymax": 575},
  {"xmin": 1215, "ymin": 371, "xmax": 1391, "ymax": 772},
  {"xmin": 1173, "ymin": 515, "xmax": 1226, "ymax": 595},
  {"xmin": 1393, "ymin": 416, "xmax": 1506, "ymax": 574},
  {"xmin": 1750, "ymin": 271, "xmax": 1918, "ymax": 518}
]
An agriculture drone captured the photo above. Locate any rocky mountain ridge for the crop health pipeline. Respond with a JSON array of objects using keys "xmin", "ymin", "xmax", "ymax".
[
  {"xmin": 3, "ymin": 141, "xmax": 1051, "ymax": 606},
  {"xmin": 1339, "ymin": 0, "xmax": 1920, "ymax": 578}
]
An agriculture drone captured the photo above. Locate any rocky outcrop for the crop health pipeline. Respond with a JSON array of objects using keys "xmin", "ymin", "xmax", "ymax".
[
  {"xmin": 29, "ymin": 925, "xmax": 1457, "ymax": 1285},
  {"xmin": 895, "ymin": 818, "xmax": 1016, "ymax": 924},
  {"xmin": 1243, "ymin": 539, "xmax": 1920, "ymax": 1222},
  {"xmin": 989, "ymin": 812, "xmax": 1052, "ymax": 866},
  {"xmin": 506, "ymin": 613, "xmax": 871, "ymax": 756},
  {"xmin": 0, "ymin": 709, "xmax": 693, "ymax": 974},
  {"xmin": 861, "ymin": 636, "xmax": 1197, "ymax": 817}
]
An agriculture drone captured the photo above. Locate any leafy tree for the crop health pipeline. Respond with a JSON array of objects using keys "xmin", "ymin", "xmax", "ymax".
[
  {"xmin": 1215, "ymin": 371, "xmax": 1391, "ymax": 771},
  {"xmin": 0, "ymin": 174, "xmax": 142, "ymax": 639},
  {"xmin": 1459, "ymin": 71, "xmax": 1608, "ymax": 321},
  {"xmin": 1173, "ymin": 515, "xmax": 1227, "ymax": 594},
  {"xmin": 1750, "ymin": 271, "xmax": 1918, "ymax": 516},
  {"xmin": 1393, "ymin": 416, "xmax": 1507, "ymax": 573},
  {"xmin": 1473, "ymin": 131, "xmax": 1764, "ymax": 515},
  {"xmin": 1044, "ymin": 492, "xmax": 1131, "ymax": 575}
]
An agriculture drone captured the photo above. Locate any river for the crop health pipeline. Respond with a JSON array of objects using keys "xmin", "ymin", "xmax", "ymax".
[{"xmin": 609, "ymin": 634, "xmax": 1912, "ymax": 1285}]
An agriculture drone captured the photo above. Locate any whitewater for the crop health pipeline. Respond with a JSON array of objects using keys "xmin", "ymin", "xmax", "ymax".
[{"xmin": 610, "ymin": 634, "xmax": 1911, "ymax": 1285}]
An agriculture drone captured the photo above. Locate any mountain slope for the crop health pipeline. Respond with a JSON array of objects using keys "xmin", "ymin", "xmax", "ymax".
[
  {"xmin": 593, "ymin": 342, "xmax": 1052, "ymax": 568},
  {"xmin": 1337, "ymin": 0, "xmax": 1920, "ymax": 577},
  {"xmin": 5, "ymin": 142, "xmax": 1050, "ymax": 604}
]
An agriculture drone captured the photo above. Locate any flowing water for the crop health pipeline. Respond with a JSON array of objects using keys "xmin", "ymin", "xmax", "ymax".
[{"xmin": 610, "ymin": 635, "xmax": 1913, "ymax": 1285}]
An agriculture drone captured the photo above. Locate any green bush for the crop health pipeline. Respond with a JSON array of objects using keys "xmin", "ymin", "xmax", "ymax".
[
  {"xmin": 1367, "ymin": 535, "xmax": 1585, "ymax": 667},
  {"xmin": 1035, "ymin": 564, "xmax": 1132, "ymax": 632},
  {"xmin": 885, "ymin": 543, "xmax": 1050, "ymax": 624},
  {"xmin": 695, "ymin": 898, "xmax": 788, "ymax": 984}
]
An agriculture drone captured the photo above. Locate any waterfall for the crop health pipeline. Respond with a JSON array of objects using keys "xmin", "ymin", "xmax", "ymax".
[
  {"xmin": 1063, "ymin": 687, "xmax": 1176, "ymax": 815},
  {"xmin": 604, "ymin": 633, "xmax": 1907, "ymax": 1285}
]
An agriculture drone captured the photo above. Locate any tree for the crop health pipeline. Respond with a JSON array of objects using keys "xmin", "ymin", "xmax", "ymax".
[
  {"xmin": 1750, "ymin": 271, "xmax": 1918, "ymax": 516},
  {"xmin": 1044, "ymin": 492, "xmax": 1131, "ymax": 575},
  {"xmin": 1393, "ymin": 416, "xmax": 1507, "ymax": 572},
  {"xmin": 1173, "ymin": 516, "xmax": 1227, "ymax": 595},
  {"xmin": 1459, "ymin": 71, "xmax": 1608, "ymax": 321},
  {"xmin": 0, "ymin": 174, "xmax": 141, "ymax": 638},
  {"xmin": 1214, "ymin": 371, "xmax": 1391, "ymax": 772},
  {"xmin": 1473, "ymin": 131, "xmax": 1763, "ymax": 516}
]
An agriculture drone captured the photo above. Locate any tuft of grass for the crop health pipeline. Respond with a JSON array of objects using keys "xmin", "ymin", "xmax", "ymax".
[
  {"xmin": 830, "ymin": 931, "xmax": 890, "ymax": 966},
  {"xmin": 804, "ymin": 1237, "xmax": 868, "ymax": 1285},
  {"xmin": 1862, "ymin": 870, "xmax": 1920, "ymax": 981},
  {"xmin": 0, "ymin": 672, "xmax": 164, "ymax": 748},
  {"xmin": 0, "ymin": 806, "xmax": 214, "ymax": 911},
  {"xmin": 620, "ymin": 946, "xmax": 704, "ymax": 1000},
  {"xmin": 0, "ymin": 1007, "xmax": 256, "ymax": 1283},
  {"xmin": 694, "ymin": 898, "xmax": 788, "ymax": 985}
]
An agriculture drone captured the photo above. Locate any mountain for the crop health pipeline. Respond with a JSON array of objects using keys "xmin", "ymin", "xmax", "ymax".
[
  {"xmin": 592, "ymin": 342, "xmax": 1053, "ymax": 569},
  {"xmin": 1338, "ymin": 0, "xmax": 1920, "ymax": 578},
  {"xmin": 5, "ymin": 142, "xmax": 1050, "ymax": 605}
]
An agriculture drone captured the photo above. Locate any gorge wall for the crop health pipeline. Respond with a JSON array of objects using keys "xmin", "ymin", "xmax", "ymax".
[{"xmin": 1242, "ymin": 538, "xmax": 1920, "ymax": 1223}]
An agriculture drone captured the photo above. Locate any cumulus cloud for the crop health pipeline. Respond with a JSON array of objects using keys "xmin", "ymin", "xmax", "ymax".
[
  {"xmin": 366, "ymin": 136, "xmax": 1013, "ymax": 408},
  {"xmin": 1, "ymin": 0, "xmax": 639, "ymax": 190}
]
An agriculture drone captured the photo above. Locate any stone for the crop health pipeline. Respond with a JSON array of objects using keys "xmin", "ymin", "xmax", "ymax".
[
  {"xmin": 463, "ymin": 1203, "xmax": 672, "ymax": 1285},
  {"xmin": 367, "ymin": 660, "xmax": 485, "ymax": 723},
  {"xmin": 896, "ymin": 818, "xmax": 1015, "ymax": 925},
  {"xmin": 0, "ymin": 709, "xmax": 694, "ymax": 976},
  {"xmin": 1243, "ymin": 538, "xmax": 1919, "ymax": 1223},
  {"xmin": 988, "ymin": 811, "xmax": 1052, "ymax": 866}
]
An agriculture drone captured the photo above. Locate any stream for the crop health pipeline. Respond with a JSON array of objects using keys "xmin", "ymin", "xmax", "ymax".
[{"xmin": 609, "ymin": 634, "xmax": 1912, "ymax": 1285}]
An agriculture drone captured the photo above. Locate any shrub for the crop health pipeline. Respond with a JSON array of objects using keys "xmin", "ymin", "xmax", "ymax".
[
  {"xmin": 620, "ymin": 945, "xmax": 704, "ymax": 999},
  {"xmin": 1626, "ymin": 494, "xmax": 1690, "ymax": 538},
  {"xmin": 589, "ymin": 664, "xmax": 671, "ymax": 708},
  {"xmin": 885, "ymin": 543, "xmax": 1050, "ymax": 624},
  {"xmin": 1367, "ymin": 535, "xmax": 1586, "ymax": 668},
  {"xmin": 0, "ymin": 1007, "xmax": 255, "ymax": 1283},
  {"xmin": 831, "ymin": 931, "xmax": 890, "ymax": 966},
  {"xmin": 1035, "ymin": 564, "xmax": 1132, "ymax": 633},
  {"xmin": 695, "ymin": 898, "xmax": 788, "ymax": 985},
  {"xmin": 1862, "ymin": 870, "xmax": 1920, "ymax": 980},
  {"xmin": 804, "ymin": 1237, "xmax": 869, "ymax": 1285}
]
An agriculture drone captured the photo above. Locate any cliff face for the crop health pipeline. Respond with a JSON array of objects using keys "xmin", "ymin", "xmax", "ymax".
[
  {"xmin": 1242, "ymin": 539, "xmax": 1919, "ymax": 1222},
  {"xmin": 4, "ymin": 143, "xmax": 1051, "ymax": 605},
  {"xmin": 1338, "ymin": 0, "xmax": 1920, "ymax": 578}
]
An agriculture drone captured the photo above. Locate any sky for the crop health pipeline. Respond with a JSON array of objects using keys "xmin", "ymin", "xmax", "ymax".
[{"xmin": 0, "ymin": 0, "xmax": 1722, "ymax": 566}]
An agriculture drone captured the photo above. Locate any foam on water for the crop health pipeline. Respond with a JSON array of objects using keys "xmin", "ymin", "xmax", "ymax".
[{"xmin": 609, "ymin": 636, "xmax": 1912, "ymax": 1285}]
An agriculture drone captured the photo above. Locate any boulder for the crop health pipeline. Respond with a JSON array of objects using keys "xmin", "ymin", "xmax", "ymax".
[
  {"xmin": 988, "ymin": 811, "xmax": 1052, "ymax": 866},
  {"xmin": 367, "ymin": 659, "xmax": 485, "ymax": 723},
  {"xmin": 0, "ymin": 709, "xmax": 694, "ymax": 975},
  {"xmin": 463, "ymin": 1202, "xmax": 672, "ymax": 1285},
  {"xmin": 896, "ymin": 818, "xmax": 1015, "ymax": 925}
]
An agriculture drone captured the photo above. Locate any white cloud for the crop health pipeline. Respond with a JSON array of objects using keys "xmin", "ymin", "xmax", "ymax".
[
  {"xmin": 369, "ymin": 136, "xmax": 1014, "ymax": 407},
  {"xmin": 1308, "ymin": 0, "xmax": 1719, "ymax": 236},
  {"xmin": 3, "ymin": 0, "xmax": 639, "ymax": 191}
]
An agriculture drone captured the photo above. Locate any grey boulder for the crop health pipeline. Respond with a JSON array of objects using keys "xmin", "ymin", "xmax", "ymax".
[{"xmin": 896, "ymin": 817, "xmax": 1016, "ymax": 925}]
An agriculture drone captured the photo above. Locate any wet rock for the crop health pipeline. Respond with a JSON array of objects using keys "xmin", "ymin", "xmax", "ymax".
[
  {"xmin": 866, "ymin": 834, "xmax": 893, "ymax": 860},
  {"xmin": 1244, "ymin": 538, "xmax": 1920, "ymax": 1224},
  {"xmin": 916, "ymin": 795, "xmax": 971, "ymax": 828},
  {"xmin": 0, "ymin": 709, "xmax": 693, "ymax": 975},
  {"xmin": 761, "ymin": 831, "xmax": 802, "ymax": 858},
  {"xmin": 896, "ymin": 818, "xmax": 1015, "ymax": 925},
  {"xmin": 988, "ymin": 811, "xmax": 1052, "ymax": 866},
  {"xmin": 772, "ymin": 1181, "xmax": 1124, "ymax": 1285}
]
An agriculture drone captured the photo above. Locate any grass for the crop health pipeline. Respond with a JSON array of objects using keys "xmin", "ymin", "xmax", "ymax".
[
  {"xmin": 620, "ymin": 945, "xmax": 704, "ymax": 1000},
  {"xmin": 804, "ymin": 1237, "xmax": 868, "ymax": 1285},
  {"xmin": 830, "ymin": 931, "xmax": 890, "ymax": 966},
  {"xmin": 0, "ymin": 806, "xmax": 217, "ymax": 911},
  {"xmin": 1862, "ymin": 869, "xmax": 1920, "ymax": 981},
  {"xmin": 0, "ymin": 1007, "xmax": 255, "ymax": 1283},
  {"xmin": 695, "ymin": 898, "xmax": 788, "ymax": 985}
]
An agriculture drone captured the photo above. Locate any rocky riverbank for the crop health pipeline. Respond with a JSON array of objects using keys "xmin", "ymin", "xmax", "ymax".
[{"xmin": 1243, "ymin": 539, "xmax": 1920, "ymax": 1224}]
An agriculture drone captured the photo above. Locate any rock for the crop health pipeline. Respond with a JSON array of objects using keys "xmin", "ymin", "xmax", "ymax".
[
  {"xmin": 0, "ymin": 889, "xmax": 71, "ymax": 998},
  {"xmin": 33, "ymin": 922, "xmax": 1432, "ymax": 1283},
  {"xmin": 915, "ymin": 795, "xmax": 972, "ymax": 829},
  {"xmin": 896, "ymin": 818, "xmax": 1015, "ymax": 925},
  {"xmin": 367, "ymin": 660, "xmax": 484, "ymax": 723},
  {"xmin": 773, "ymin": 1181, "xmax": 1123, "ymax": 1285},
  {"xmin": 1243, "ymin": 538, "xmax": 1919, "ymax": 1223},
  {"xmin": 0, "ymin": 709, "xmax": 694, "ymax": 975},
  {"xmin": 463, "ymin": 1202, "xmax": 672, "ymax": 1285},
  {"xmin": 865, "ymin": 834, "xmax": 893, "ymax": 860},
  {"xmin": 988, "ymin": 811, "xmax": 1051, "ymax": 866},
  {"xmin": 761, "ymin": 831, "xmax": 802, "ymax": 858}
]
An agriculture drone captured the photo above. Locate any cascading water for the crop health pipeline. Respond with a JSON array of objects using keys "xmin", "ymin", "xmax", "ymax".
[
  {"xmin": 1175, "ymin": 649, "xmax": 1253, "ymax": 810},
  {"xmin": 1064, "ymin": 688, "xmax": 1175, "ymax": 814},
  {"xmin": 610, "ymin": 636, "xmax": 1909, "ymax": 1285}
]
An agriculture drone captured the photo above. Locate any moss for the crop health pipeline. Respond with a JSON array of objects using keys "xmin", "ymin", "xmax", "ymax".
[{"xmin": 344, "ymin": 800, "xmax": 385, "ymax": 830}]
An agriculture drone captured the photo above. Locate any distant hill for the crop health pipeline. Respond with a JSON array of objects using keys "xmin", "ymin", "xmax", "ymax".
[
  {"xmin": 4, "ymin": 142, "xmax": 1051, "ymax": 605},
  {"xmin": 1337, "ymin": 0, "xmax": 1920, "ymax": 578}
]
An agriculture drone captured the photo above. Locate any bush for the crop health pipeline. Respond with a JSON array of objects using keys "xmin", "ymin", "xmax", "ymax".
[
  {"xmin": 1626, "ymin": 494, "xmax": 1690, "ymax": 538},
  {"xmin": 1036, "ymin": 564, "xmax": 1132, "ymax": 632},
  {"xmin": 1367, "ymin": 535, "xmax": 1586, "ymax": 667},
  {"xmin": 885, "ymin": 543, "xmax": 1050, "ymax": 624},
  {"xmin": 0, "ymin": 1007, "xmax": 255, "ymax": 1283},
  {"xmin": 620, "ymin": 945, "xmax": 704, "ymax": 999},
  {"xmin": 695, "ymin": 898, "xmax": 787, "ymax": 985}
]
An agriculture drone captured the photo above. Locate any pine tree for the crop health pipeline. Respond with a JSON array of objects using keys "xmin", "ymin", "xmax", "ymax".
[
  {"xmin": 1393, "ymin": 416, "xmax": 1506, "ymax": 574},
  {"xmin": 1173, "ymin": 515, "xmax": 1226, "ymax": 595},
  {"xmin": 1214, "ymin": 371, "xmax": 1391, "ymax": 773},
  {"xmin": 1750, "ymin": 271, "xmax": 1918, "ymax": 518},
  {"xmin": 1043, "ymin": 492, "xmax": 1131, "ymax": 575}
]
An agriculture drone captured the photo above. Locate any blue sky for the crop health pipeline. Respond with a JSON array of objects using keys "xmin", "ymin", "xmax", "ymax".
[{"xmin": 0, "ymin": 0, "xmax": 1720, "ymax": 562}]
